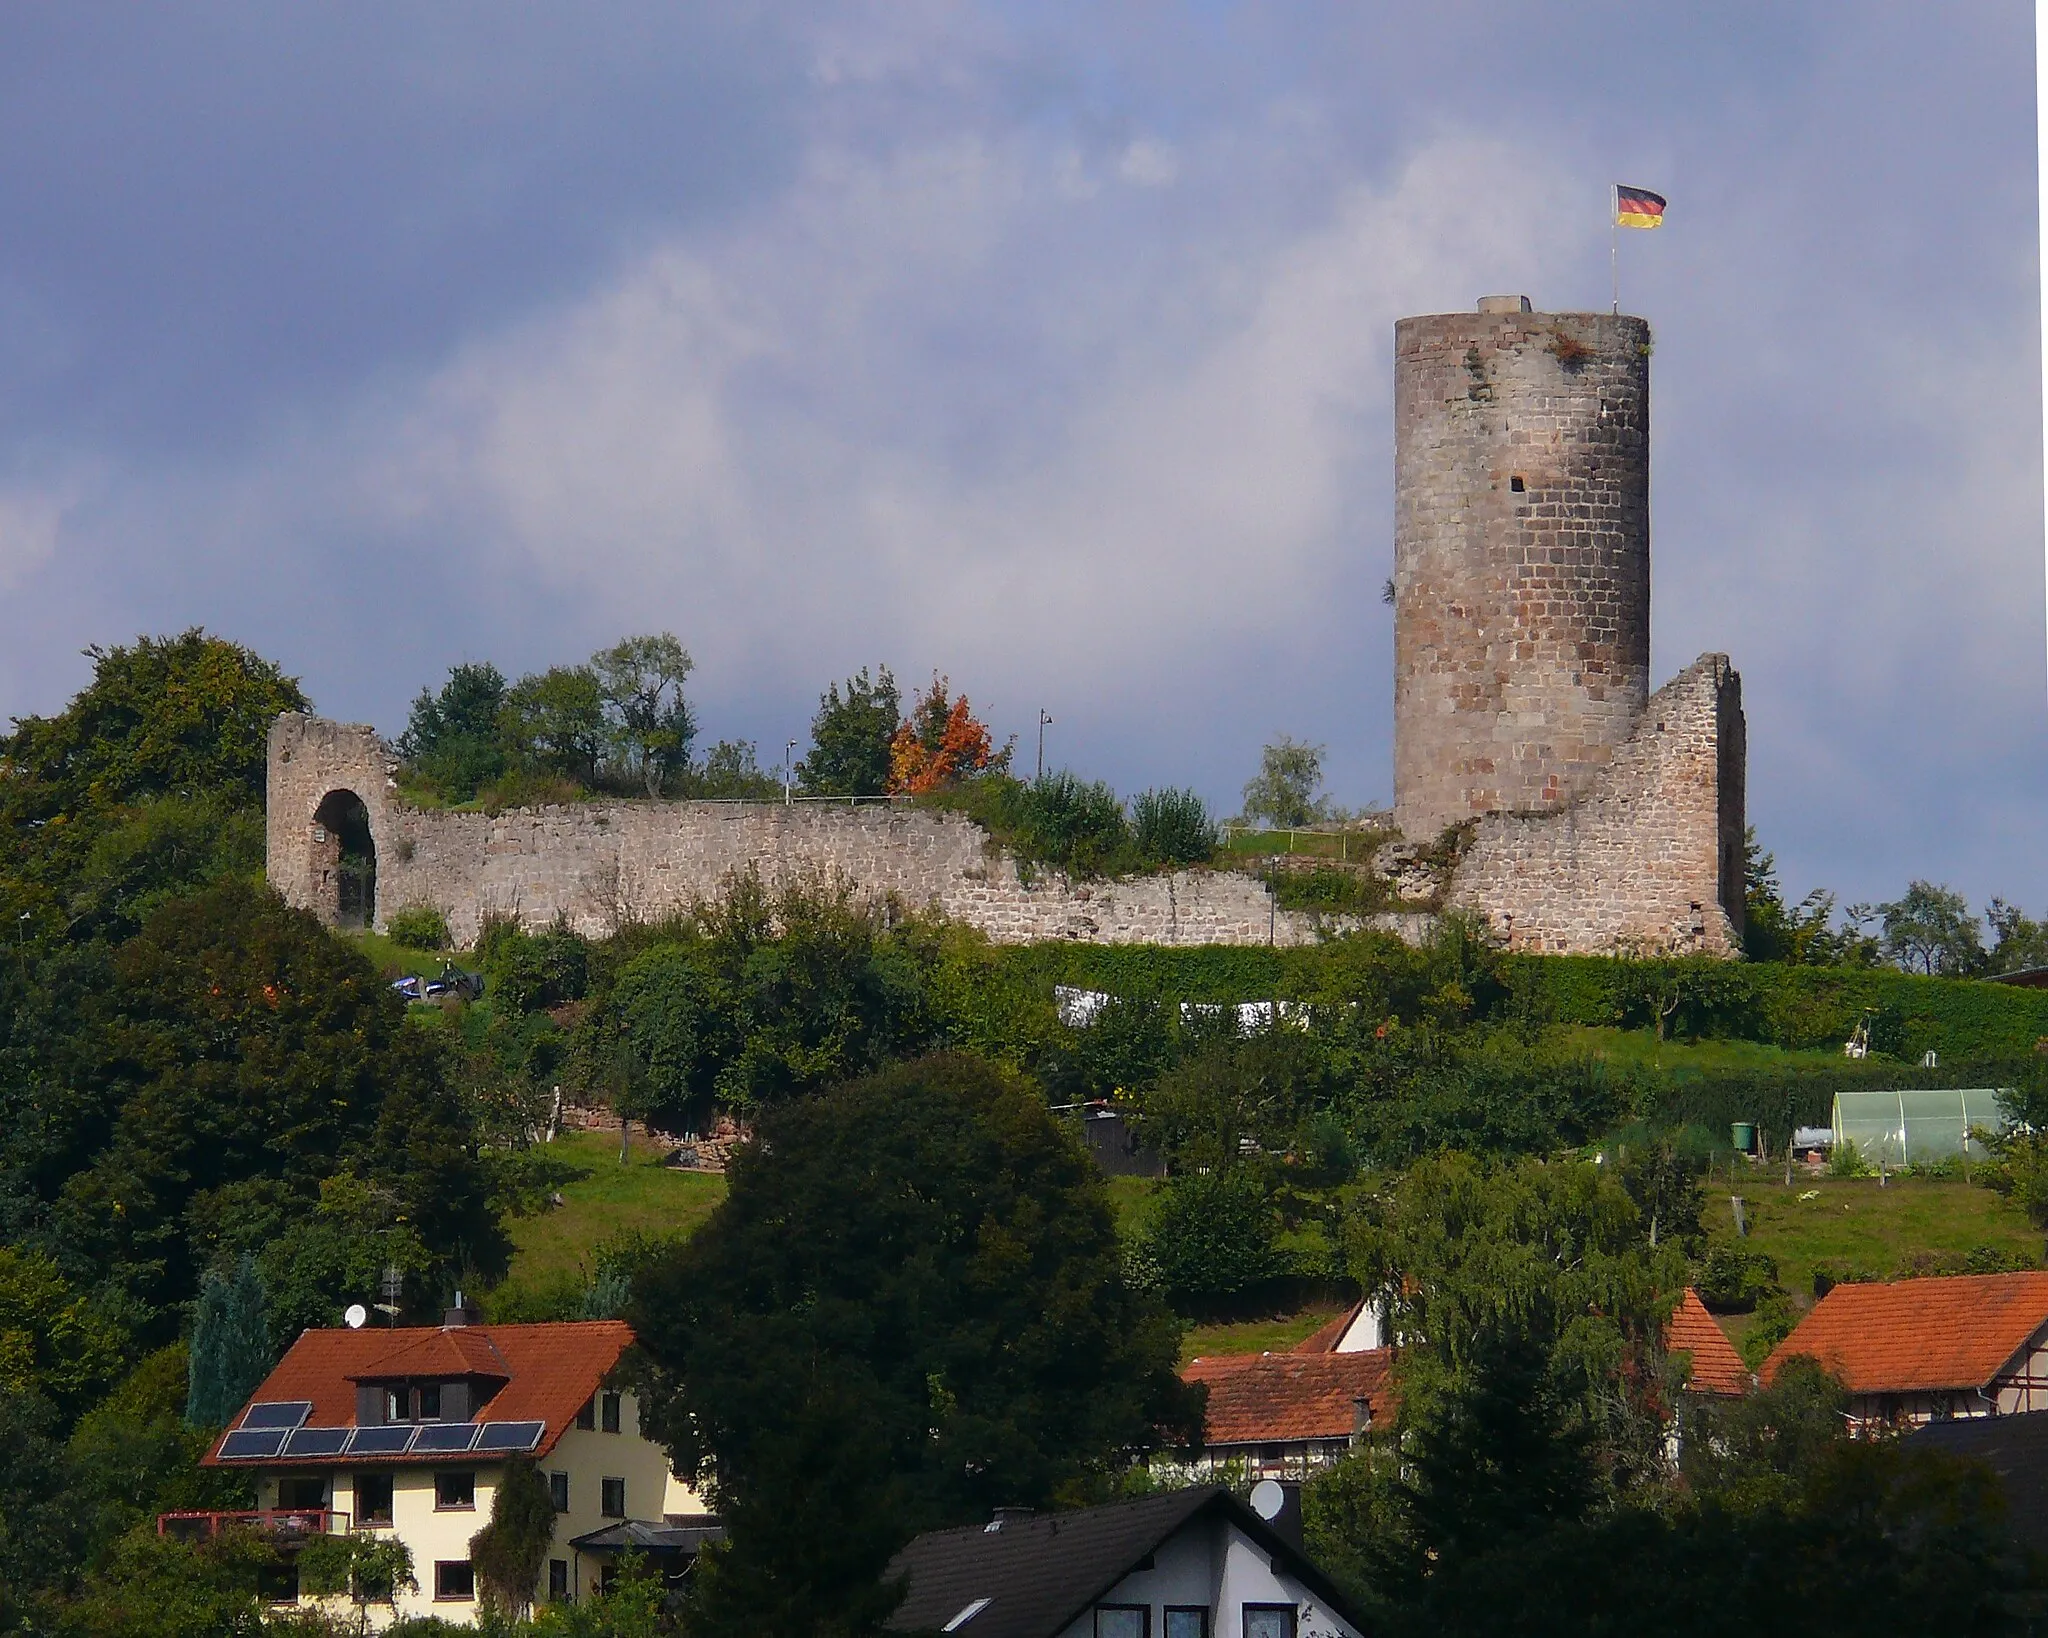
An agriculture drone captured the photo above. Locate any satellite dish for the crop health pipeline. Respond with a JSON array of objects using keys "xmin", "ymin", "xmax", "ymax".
[
  {"xmin": 1249, "ymin": 1479, "xmax": 1286, "ymax": 1522},
  {"xmin": 344, "ymin": 1304, "xmax": 368, "ymax": 1329}
]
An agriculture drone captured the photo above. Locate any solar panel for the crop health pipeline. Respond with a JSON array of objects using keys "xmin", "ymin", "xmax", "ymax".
[
  {"xmin": 473, "ymin": 1420, "xmax": 545, "ymax": 1453},
  {"xmin": 218, "ymin": 1427, "xmax": 289, "ymax": 1460},
  {"xmin": 282, "ymin": 1426, "xmax": 350, "ymax": 1458},
  {"xmin": 345, "ymin": 1425, "xmax": 417, "ymax": 1456},
  {"xmin": 410, "ymin": 1422, "xmax": 480, "ymax": 1454},
  {"xmin": 242, "ymin": 1401, "xmax": 314, "ymax": 1431}
]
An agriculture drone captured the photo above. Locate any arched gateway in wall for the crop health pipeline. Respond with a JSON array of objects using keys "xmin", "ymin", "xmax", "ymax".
[
  {"xmin": 267, "ymin": 714, "xmax": 402, "ymax": 934},
  {"xmin": 309, "ymin": 789, "xmax": 376, "ymax": 929}
]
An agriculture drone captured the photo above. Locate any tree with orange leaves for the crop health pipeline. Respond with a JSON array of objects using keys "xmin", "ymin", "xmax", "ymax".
[{"xmin": 888, "ymin": 674, "xmax": 1011, "ymax": 794}]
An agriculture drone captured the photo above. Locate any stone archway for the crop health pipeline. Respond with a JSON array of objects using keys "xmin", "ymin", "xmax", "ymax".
[{"xmin": 310, "ymin": 790, "xmax": 376, "ymax": 930}]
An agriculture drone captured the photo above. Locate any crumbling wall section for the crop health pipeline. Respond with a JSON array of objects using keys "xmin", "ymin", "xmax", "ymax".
[
  {"xmin": 1443, "ymin": 654, "xmax": 1745, "ymax": 956},
  {"xmin": 266, "ymin": 713, "xmax": 1325, "ymax": 948}
]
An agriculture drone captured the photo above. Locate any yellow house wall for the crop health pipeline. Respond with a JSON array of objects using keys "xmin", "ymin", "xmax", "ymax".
[{"xmin": 257, "ymin": 1390, "xmax": 704, "ymax": 1628}]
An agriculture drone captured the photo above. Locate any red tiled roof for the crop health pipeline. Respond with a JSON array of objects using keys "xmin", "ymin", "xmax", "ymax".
[
  {"xmin": 203, "ymin": 1320, "xmax": 634, "ymax": 1466},
  {"xmin": 1763, "ymin": 1272, "xmax": 2048, "ymax": 1394},
  {"xmin": 1182, "ymin": 1350, "xmax": 1397, "ymax": 1445},
  {"xmin": 1667, "ymin": 1288, "xmax": 1748, "ymax": 1397},
  {"xmin": 349, "ymin": 1326, "xmax": 512, "ymax": 1381}
]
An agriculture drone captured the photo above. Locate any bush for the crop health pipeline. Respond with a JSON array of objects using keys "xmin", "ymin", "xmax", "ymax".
[
  {"xmin": 385, "ymin": 905, "xmax": 451, "ymax": 951},
  {"xmin": 1132, "ymin": 788, "xmax": 1219, "ymax": 868},
  {"xmin": 1015, "ymin": 772, "xmax": 1133, "ymax": 876},
  {"xmin": 1695, "ymin": 1245, "xmax": 1782, "ymax": 1314},
  {"xmin": 1140, "ymin": 1170, "xmax": 1283, "ymax": 1310},
  {"xmin": 480, "ymin": 922, "xmax": 590, "ymax": 1013}
]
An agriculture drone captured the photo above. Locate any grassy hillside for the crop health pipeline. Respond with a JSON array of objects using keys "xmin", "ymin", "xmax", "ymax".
[
  {"xmin": 1700, "ymin": 1173, "xmax": 2040, "ymax": 1304},
  {"xmin": 484, "ymin": 1130, "xmax": 726, "ymax": 1316}
]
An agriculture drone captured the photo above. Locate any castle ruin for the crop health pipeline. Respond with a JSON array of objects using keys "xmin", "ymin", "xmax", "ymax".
[{"xmin": 266, "ymin": 295, "xmax": 1744, "ymax": 957}]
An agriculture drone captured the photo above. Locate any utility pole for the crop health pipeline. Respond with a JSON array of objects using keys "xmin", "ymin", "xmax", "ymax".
[{"xmin": 1036, "ymin": 710, "xmax": 1053, "ymax": 782}]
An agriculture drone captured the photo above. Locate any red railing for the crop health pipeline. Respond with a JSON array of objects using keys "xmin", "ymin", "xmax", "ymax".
[{"xmin": 157, "ymin": 1509, "xmax": 349, "ymax": 1542}]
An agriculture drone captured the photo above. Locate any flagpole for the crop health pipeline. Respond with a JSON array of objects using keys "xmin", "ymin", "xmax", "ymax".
[{"xmin": 1610, "ymin": 183, "xmax": 1619, "ymax": 315}]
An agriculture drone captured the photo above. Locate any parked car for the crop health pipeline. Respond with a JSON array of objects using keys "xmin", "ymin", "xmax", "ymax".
[{"xmin": 391, "ymin": 963, "xmax": 484, "ymax": 1005}]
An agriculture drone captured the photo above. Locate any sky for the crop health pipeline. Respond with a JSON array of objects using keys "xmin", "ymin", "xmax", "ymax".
[{"xmin": 0, "ymin": 3, "xmax": 2039, "ymax": 916}]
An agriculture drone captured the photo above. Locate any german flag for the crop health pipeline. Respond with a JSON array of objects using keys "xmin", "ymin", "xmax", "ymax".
[{"xmin": 1615, "ymin": 185, "xmax": 1666, "ymax": 229}]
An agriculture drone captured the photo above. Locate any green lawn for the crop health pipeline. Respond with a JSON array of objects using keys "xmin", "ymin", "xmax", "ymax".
[
  {"xmin": 1548, "ymin": 1025, "xmax": 1845, "ymax": 1076},
  {"xmin": 349, "ymin": 929, "xmax": 468, "ymax": 979},
  {"xmin": 485, "ymin": 1130, "xmax": 727, "ymax": 1315},
  {"xmin": 1182, "ymin": 1304, "xmax": 1347, "ymax": 1365},
  {"xmin": 1700, "ymin": 1172, "xmax": 2040, "ymax": 1345}
]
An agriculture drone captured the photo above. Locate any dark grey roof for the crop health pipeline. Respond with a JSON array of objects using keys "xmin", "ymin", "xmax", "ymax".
[
  {"xmin": 882, "ymin": 1486, "xmax": 1363, "ymax": 1638},
  {"xmin": 1908, "ymin": 1412, "xmax": 2048, "ymax": 1553},
  {"xmin": 569, "ymin": 1516, "xmax": 724, "ymax": 1555}
]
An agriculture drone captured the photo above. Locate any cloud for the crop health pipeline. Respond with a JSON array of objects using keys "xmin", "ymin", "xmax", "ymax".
[
  {"xmin": 0, "ymin": 3, "xmax": 2040, "ymax": 914},
  {"xmin": 349, "ymin": 133, "xmax": 1581, "ymax": 706},
  {"xmin": 0, "ymin": 474, "xmax": 84, "ymax": 592}
]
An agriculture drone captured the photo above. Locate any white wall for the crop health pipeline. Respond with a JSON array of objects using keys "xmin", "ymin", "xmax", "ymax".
[{"xmin": 1053, "ymin": 1512, "xmax": 1362, "ymax": 1638}]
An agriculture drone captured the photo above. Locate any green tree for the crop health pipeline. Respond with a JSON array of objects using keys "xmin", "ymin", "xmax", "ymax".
[
  {"xmin": 300, "ymin": 1531, "xmax": 417, "ymax": 1629},
  {"xmin": 46, "ymin": 880, "xmax": 497, "ymax": 1327},
  {"xmin": 629, "ymin": 1054, "xmax": 1197, "ymax": 1638},
  {"xmin": 1740, "ymin": 831, "xmax": 1879, "ymax": 966},
  {"xmin": 1138, "ymin": 1169, "xmax": 1284, "ymax": 1310},
  {"xmin": 799, "ymin": 667, "xmax": 900, "ymax": 798},
  {"xmin": 0, "ymin": 629, "xmax": 308, "ymax": 813},
  {"xmin": 399, "ymin": 661, "xmax": 510, "ymax": 801},
  {"xmin": 592, "ymin": 634, "xmax": 695, "ymax": 798},
  {"xmin": 66, "ymin": 1344, "xmax": 249, "ymax": 1564},
  {"xmin": 185, "ymin": 1255, "xmax": 272, "ymax": 1430},
  {"xmin": 0, "ymin": 1389, "xmax": 72, "ymax": 1627},
  {"xmin": 1985, "ymin": 897, "xmax": 2048, "ymax": 975},
  {"xmin": 1014, "ymin": 772, "xmax": 1132, "ymax": 876},
  {"xmin": 1334, "ymin": 1150, "xmax": 1681, "ymax": 1597},
  {"xmin": 468, "ymin": 1458, "xmax": 556, "ymax": 1615},
  {"xmin": 679, "ymin": 740, "xmax": 780, "ymax": 800},
  {"xmin": 58, "ymin": 1523, "xmax": 282, "ymax": 1638},
  {"xmin": 0, "ymin": 1246, "xmax": 126, "ymax": 1418},
  {"xmin": 1876, "ymin": 880, "xmax": 1984, "ymax": 976},
  {"xmin": 1131, "ymin": 787, "xmax": 1218, "ymax": 867},
  {"xmin": 1240, "ymin": 735, "xmax": 1327, "ymax": 829},
  {"xmin": 502, "ymin": 664, "xmax": 609, "ymax": 787},
  {"xmin": 1614, "ymin": 1135, "xmax": 1705, "ymax": 1249}
]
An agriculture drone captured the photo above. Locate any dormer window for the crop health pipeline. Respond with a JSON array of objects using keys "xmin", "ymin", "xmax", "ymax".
[{"xmin": 419, "ymin": 1383, "xmax": 443, "ymax": 1422}]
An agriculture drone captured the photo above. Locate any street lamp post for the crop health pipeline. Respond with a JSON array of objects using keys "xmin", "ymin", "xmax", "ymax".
[
  {"xmin": 1036, "ymin": 710, "xmax": 1054, "ymax": 782},
  {"xmin": 785, "ymin": 741, "xmax": 799, "ymax": 806}
]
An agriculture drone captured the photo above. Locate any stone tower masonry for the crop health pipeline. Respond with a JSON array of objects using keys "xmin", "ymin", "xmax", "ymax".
[{"xmin": 1392, "ymin": 295, "xmax": 1652, "ymax": 839}]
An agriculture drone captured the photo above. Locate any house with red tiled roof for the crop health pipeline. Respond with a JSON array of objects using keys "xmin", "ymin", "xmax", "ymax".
[
  {"xmin": 165, "ymin": 1309, "xmax": 711, "ymax": 1625},
  {"xmin": 1763, "ymin": 1271, "xmax": 2048, "ymax": 1431},
  {"xmin": 1181, "ymin": 1284, "xmax": 1744, "ymax": 1479},
  {"xmin": 1178, "ymin": 1350, "xmax": 1397, "ymax": 1479},
  {"xmin": 1668, "ymin": 1288, "xmax": 1748, "ymax": 1399}
]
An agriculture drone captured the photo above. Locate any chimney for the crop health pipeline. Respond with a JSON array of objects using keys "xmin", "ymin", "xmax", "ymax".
[
  {"xmin": 1351, "ymin": 1396, "xmax": 1372, "ymax": 1439},
  {"xmin": 984, "ymin": 1506, "xmax": 1034, "ymax": 1533},
  {"xmin": 443, "ymin": 1290, "xmax": 477, "ymax": 1328}
]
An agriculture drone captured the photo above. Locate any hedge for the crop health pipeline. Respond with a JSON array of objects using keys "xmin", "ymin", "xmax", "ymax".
[
  {"xmin": 966, "ymin": 940, "xmax": 2048, "ymax": 1062},
  {"xmin": 1502, "ymin": 955, "xmax": 2048, "ymax": 1061}
]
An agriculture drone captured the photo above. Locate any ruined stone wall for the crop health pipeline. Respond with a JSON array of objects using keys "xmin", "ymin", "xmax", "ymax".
[
  {"xmin": 266, "ymin": 713, "xmax": 1327, "ymax": 948},
  {"xmin": 1443, "ymin": 654, "xmax": 1746, "ymax": 956},
  {"xmin": 1393, "ymin": 298, "xmax": 1652, "ymax": 839}
]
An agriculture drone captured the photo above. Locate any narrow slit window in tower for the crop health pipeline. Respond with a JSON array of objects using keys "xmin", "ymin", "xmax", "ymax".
[{"xmin": 1509, "ymin": 475, "xmax": 1526, "ymax": 493}]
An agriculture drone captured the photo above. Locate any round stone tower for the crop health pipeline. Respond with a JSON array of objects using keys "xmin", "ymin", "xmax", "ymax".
[{"xmin": 1392, "ymin": 295, "xmax": 1652, "ymax": 839}]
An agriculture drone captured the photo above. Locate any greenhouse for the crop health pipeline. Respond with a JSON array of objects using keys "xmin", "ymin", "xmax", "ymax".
[{"xmin": 1830, "ymin": 1088, "xmax": 2012, "ymax": 1168}]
